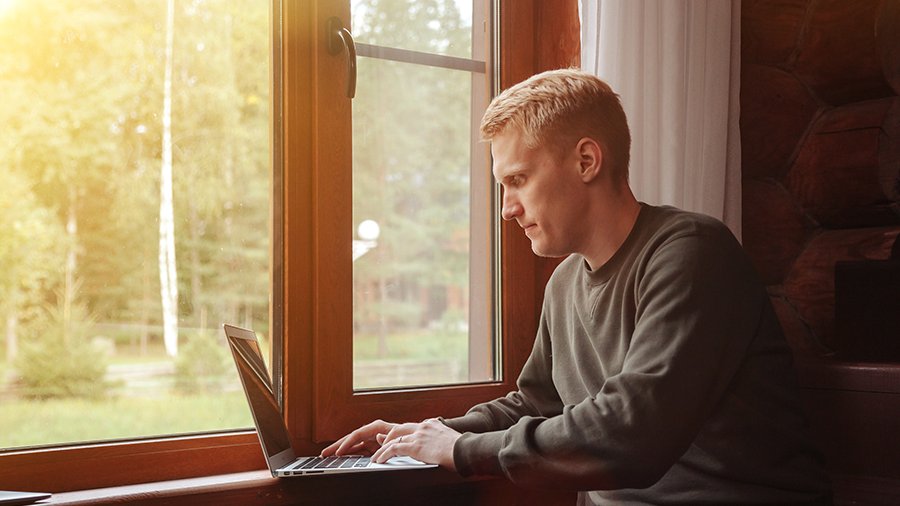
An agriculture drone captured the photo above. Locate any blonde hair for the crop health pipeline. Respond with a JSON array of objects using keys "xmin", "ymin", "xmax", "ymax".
[{"xmin": 480, "ymin": 68, "xmax": 631, "ymax": 183}]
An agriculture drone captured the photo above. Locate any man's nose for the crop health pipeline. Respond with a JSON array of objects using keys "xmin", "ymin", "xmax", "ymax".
[{"xmin": 500, "ymin": 191, "xmax": 522, "ymax": 221}]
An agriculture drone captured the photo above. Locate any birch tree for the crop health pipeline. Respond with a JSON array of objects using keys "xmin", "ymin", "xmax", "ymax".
[{"xmin": 159, "ymin": 0, "xmax": 179, "ymax": 356}]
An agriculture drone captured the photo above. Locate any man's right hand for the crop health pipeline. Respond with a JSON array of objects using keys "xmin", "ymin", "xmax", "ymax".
[
  {"xmin": 320, "ymin": 418, "xmax": 460, "ymax": 471},
  {"xmin": 319, "ymin": 419, "xmax": 398, "ymax": 457}
]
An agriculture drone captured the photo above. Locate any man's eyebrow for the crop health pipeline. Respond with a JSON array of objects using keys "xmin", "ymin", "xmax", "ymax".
[{"xmin": 496, "ymin": 167, "xmax": 527, "ymax": 184}]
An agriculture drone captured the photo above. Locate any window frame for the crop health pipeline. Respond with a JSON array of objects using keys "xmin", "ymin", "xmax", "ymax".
[
  {"xmin": 299, "ymin": 0, "xmax": 580, "ymax": 446},
  {"xmin": 306, "ymin": 0, "xmax": 513, "ymax": 442},
  {"xmin": 0, "ymin": 0, "xmax": 579, "ymax": 492}
]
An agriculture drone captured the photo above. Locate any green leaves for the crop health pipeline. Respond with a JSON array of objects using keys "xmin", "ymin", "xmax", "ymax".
[{"xmin": 1, "ymin": 0, "xmax": 271, "ymax": 368}]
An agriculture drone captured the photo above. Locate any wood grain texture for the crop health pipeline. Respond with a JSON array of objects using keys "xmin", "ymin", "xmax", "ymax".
[
  {"xmin": 47, "ymin": 470, "xmax": 575, "ymax": 506},
  {"xmin": 741, "ymin": 0, "xmax": 900, "ymax": 367},
  {"xmin": 782, "ymin": 227, "xmax": 899, "ymax": 351},
  {"xmin": 741, "ymin": 64, "xmax": 820, "ymax": 179},
  {"xmin": 785, "ymin": 98, "xmax": 900, "ymax": 228},
  {"xmin": 742, "ymin": 178, "xmax": 814, "ymax": 285},
  {"xmin": 281, "ymin": 0, "xmax": 318, "ymax": 457},
  {"xmin": 878, "ymin": 0, "xmax": 900, "ymax": 95},
  {"xmin": 793, "ymin": 0, "xmax": 894, "ymax": 105},
  {"xmin": 0, "ymin": 433, "xmax": 265, "ymax": 493},
  {"xmin": 769, "ymin": 291, "xmax": 832, "ymax": 355},
  {"xmin": 797, "ymin": 359, "xmax": 900, "ymax": 480},
  {"xmin": 741, "ymin": 0, "xmax": 810, "ymax": 67}
]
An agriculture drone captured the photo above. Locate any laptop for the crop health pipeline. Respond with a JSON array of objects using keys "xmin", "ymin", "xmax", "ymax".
[
  {"xmin": 0, "ymin": 491, "xmax": 51, "ymax": 506},
  {"xmin": 223, "ymin": 324, "xmax": 437, "ymax": 476}
]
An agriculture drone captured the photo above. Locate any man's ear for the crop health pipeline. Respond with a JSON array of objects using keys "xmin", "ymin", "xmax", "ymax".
[{"xmin": 575, "ymin": 137, "xmax": 603, "ymax": 183}]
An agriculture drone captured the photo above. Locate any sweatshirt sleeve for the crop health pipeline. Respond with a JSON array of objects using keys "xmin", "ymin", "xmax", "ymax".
[{"xmin": 451, "ymin": 226, "xmax": 768, "ymax": 490}]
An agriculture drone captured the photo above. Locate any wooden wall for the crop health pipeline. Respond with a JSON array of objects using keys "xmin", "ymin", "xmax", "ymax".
[
  {"xmin": 741, "ymin": 0, "xmax": 900, "ymax": 358},
  {"xmin": 742, "ymin": 2, "xmax": 900, "ymax": 503}
]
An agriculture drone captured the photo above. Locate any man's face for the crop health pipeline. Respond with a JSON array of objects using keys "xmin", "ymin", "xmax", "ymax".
[{"xmin": 491, "ymin": 130, "xmax": 587, "ymax": 258}]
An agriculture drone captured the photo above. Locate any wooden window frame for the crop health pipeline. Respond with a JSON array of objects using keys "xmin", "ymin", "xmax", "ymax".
[
  {"xmin": 305, "ymin": 0, "xmax": 509, "ymax": 442},
  {"xmin": 292, "ymin": 0, "xmax": 580, "ymax": 446},
  {"xmin": 0, "ymin": 0, "xmax": 578, "ymax": 492}
]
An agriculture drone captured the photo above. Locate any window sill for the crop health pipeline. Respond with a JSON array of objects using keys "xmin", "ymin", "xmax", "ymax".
[{"xmin": 45, "ymin": 467, "xmax": 499, "ymax": 505}]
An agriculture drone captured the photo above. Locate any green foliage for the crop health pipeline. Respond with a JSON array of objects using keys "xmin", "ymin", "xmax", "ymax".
[
  {"xmin": 353, "ymin": 329, "xmax": 467, "ymax": 361},
  {"xmin": 351, "ymin": 0, "xmax": 473, "ymax": 333},
  {"xmin": 173, "ymin": 331, "xmax": 231, "ymax": 394},
  {"xmin": 0, "ymin": 0, "xmax": 272, "ymax": 336},
  {"xmin": 15, "ymin": 293, "xmax": 109, "ymax": 400},
  {"xmin": 0, "ymin": 392, "xmax": 252, "ymax": 449},
  {"xmin": 0, "ymin": 167, "xmax": 66, "ymax": 324},
  {"xmin": 0, "ymin": 0, "xmax": 476, "ymax": 444},
  {"xmin": 16, "ymin": 339, "xmax": 108, "ymax": 400}
]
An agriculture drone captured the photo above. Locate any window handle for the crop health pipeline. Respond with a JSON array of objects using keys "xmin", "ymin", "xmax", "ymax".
[{"xmin": 327, "ymin": 17, "xmax": 357, "ymax": 99}]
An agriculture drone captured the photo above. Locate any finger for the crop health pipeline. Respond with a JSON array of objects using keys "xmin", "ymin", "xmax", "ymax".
[
  {"xmin": 335, "ymin": 434, "xmax": 369, "ymax": 456},
  {"xmin": 362, "ymin": 439, "xmax": 383, "ymax": 455},
  {"xmin": 333, "ymin": 433, "xmax": 364, "ymax": 456},
  {"xmin": 320, "ymin": 435, "xmax": 348, "ymax": 457},
  {"xmin": 339, "ymin": 440, "xmax": 369, "ymax": 456},
  {"xmin": 381, "ymin": 422, "xmax": 414, "ymax": 445},
  {"xmin": 334, "ymin": 421, "xmax": 392, "ymax": 456},
  {"xmin": 372, "ymin": 439, "xmax": 402, "ymax": 463},
  {"xmin": 373, "ymin": 434, "xmax": 414, "ymax": 463},
  {"xmin": 381, "ymin": 427, "xmax": 399, "ymax": 445}
]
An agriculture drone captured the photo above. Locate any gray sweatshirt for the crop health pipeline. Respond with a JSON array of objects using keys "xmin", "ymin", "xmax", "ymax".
[{"xmin": 443, "ymin": 204, "xmax": 830, "ymax": 505}]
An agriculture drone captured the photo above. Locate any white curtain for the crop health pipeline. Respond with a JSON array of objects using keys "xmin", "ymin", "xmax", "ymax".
[{"xmin": 580, "ymin": 0, "xmax": 742, "ymax": 239}]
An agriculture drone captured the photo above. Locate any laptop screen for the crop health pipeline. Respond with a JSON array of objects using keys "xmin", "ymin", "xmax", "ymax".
[{"xmin": 225, "ymin": 326, "xmax": 293, "ymax": 461}]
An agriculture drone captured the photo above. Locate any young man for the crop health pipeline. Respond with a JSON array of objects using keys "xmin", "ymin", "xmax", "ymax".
[{"xmin": 322, "ymin": 69, "xmax": 831, "ymax": 504}]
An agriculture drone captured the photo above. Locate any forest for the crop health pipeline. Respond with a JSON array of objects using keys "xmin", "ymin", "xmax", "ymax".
[{"xmin": 0, "ymin": 0, "xmax": 477, "ymax": 449}]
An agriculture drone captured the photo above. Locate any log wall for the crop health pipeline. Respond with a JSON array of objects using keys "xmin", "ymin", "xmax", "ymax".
[
  {"xmin": 742, "ymin": 0, "xmax": 900, "ymax": 357},
  {"xmin": 743, "ymin": 2, "xmax": 900, "ymax": 502}
]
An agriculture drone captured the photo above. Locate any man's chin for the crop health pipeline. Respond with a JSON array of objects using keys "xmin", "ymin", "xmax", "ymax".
[{"xmin": 530, "ymin": 242, "xmax": 568, "ymax": 259}]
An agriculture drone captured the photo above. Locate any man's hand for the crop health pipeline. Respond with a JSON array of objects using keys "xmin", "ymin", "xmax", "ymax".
[
  {"xmin": 320, "ymin": 419, "xmax": 398, "ymax": 458},
  {"xmin": 371, "ymin": 418, "xmax": 461, "ymax": 471},
  {"xmin": 320, "ymin": 418, "xmax": 462, "ymax": 472}
]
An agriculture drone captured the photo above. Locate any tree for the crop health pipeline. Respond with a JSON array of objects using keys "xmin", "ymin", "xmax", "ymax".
[
  {"xmin": 351, "ymin": 0, "xmax": 472, "ymax": 349},
  {"xmin": 159, "ymin": 0, "xmax": 179, "ymax": 357},
  {"xmin": 0, "ymin": 0, "xmax": 127, "ymax": 363},
  {"xmin": 0, "ymin": 170, "xmax": 64, "ymax": 365},
  {"xmin": 15, "ymin": 285, "xmax": 110, "ymax": 399},
  {"xmin": 0, "ymin": 0, "xmax": 272, "ymax": 370}
]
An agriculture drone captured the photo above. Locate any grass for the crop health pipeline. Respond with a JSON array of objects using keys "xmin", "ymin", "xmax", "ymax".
[
  {"xmin": 353, "ymin": 330, "xmax": 467, "ymax": 361},
  {"xmin": 0, "ymin": 391, "xmax": 253, "ymax": 449},
  {"xmin": 0, "ymin": 329, "xmax": 470, "ymax": 450}
]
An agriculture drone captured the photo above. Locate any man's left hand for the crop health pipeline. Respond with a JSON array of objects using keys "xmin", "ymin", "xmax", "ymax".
[{"xmin": 371, "ymin": 418, "xmax": 461, "ymax": 471}]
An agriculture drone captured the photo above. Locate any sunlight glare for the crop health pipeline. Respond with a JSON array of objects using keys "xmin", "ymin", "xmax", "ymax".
[{"xmin": 0, "ymin": 0, "xmax": 15, "ymax": 17}]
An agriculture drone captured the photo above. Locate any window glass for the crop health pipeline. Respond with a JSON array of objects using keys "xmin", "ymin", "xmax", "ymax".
[
  {"xmin": 0, "ymin": 0, "xmax": 271, "ymax": 449},
  {"xmin": 351, "ymin": 0, "xmax": 494, "ymax": 390},
  {"xmin": 351, "ymin": 0, "xmax": 473, "ymax": 58}
]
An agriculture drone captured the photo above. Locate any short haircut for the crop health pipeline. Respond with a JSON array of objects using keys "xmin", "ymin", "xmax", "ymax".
[{"xmin": 480, "ymin": 68, "xmax": 631, "ymax": 183}]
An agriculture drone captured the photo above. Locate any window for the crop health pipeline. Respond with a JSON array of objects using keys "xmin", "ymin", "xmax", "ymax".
[
  {"xmin": 307, "ymin": 0, "xmax": 519, "ymax": 441},
  {"xmin": 0, "ymin": 0, "xmax": 271, "ymax": 448},
  {"xmin": 0, "ymin": 0, "xmax": 277, "ymax": 490},
  {"xmin": 283, "ymin": 0, "xmax": 584, "ymax": 447},
  {"xmin": 349, "ymin": 0, "xmax": 495, "ymax": 390},
  {"xmin": 0, "ymin": 0, "xmax": 575, "ymax": 492}
]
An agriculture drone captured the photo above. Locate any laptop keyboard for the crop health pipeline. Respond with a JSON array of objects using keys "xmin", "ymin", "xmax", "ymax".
[{"xmin": 287, "ymin": 455, "xmax": 372, "ymax": 473}]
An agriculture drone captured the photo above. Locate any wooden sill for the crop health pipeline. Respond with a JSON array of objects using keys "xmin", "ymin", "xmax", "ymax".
[
  {"xmin": 796, "ymin": 357, "xmax": 900, "ymax": 393},
  {"xmin": 44, "ymin": 467, "xmax": 496, "ymax": 506},
  {"xmin": 795, "ymin": 356, "xmax": 900, "ymax": 488}
]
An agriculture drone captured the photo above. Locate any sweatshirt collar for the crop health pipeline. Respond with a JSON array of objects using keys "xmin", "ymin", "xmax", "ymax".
[{"xmin": 583, "ymin": 202, "xmax": 651, "ymax": 285}]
